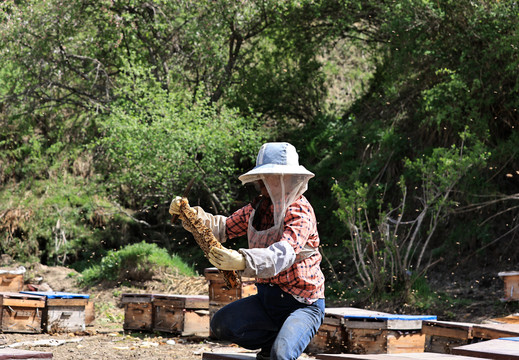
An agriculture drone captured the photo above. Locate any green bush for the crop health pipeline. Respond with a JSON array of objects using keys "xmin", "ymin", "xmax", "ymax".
[{"xmin": 79, "ymin": 241, "xmax": 195, "ymax": 286}]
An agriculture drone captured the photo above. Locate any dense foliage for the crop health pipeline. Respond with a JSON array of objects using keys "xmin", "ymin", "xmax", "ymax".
[{"xmin": 1, "ymin": 0, "xmax": 518, "ymax": 300}]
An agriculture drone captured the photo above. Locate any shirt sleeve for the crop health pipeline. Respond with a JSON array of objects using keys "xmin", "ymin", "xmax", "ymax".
[{"xmin": 241, "ymin": 242, "xmax": 296, "ymax": 278}]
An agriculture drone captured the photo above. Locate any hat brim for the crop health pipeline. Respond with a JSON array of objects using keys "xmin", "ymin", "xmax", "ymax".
[{"xmin": 239, "ymin": 164, "xmax": 314, "ymax": 184}]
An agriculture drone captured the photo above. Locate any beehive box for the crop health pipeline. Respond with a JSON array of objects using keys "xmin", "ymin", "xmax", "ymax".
[
  {"xmin": 121, "ymin": 293, "xmax": 154, "ymax": 331},
  {"xmin": 422, "ymin": 320, "xmax": 474, "ymax": 354},
  {"xmin": 306, "ymin": 310, "xmax": 347, "ymax": 354},
  {"xmin": 204, "ymin": 267, "xmax": 257, "ymax": 305},
  {"xmin": 0, "ymin": 267, "xmax": 25, "ymax": 293},
  {"xmin": 343, "ymin": 313, "xmax": 436, "ymax": 354},
  {"xmin": 153, "ymin": 294, "xmax": 209, "ymax": 336},
  {"xmin": 0, "ymin": 274, "xmax": 23, "ymax": 293},
  {"xmin": 0, "ymin": 292, "xmax": 45, "ymax": 333},
  {"xmin": 498, "ymin": 271, "xmax": 519, "ymax": 301},
  {"xmin": 204, "ymin": 267, "xmax": 257, "ymax": 338},
  {"xmin": 20, "ymin": 291, "xmax": 89, "ymax": 333},
  {"xmin": 307, "ymin": 308, "xmax": 392, "ymax": 355}
]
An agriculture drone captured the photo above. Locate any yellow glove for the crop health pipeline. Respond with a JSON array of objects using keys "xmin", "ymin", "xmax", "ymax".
[
  {"xmin": 169, "ymin": 196, "xmax": 185, "ymax": 215},
  {"xmin": 208, "ymin": 246, "xmax": 246, "ymax": 271}
]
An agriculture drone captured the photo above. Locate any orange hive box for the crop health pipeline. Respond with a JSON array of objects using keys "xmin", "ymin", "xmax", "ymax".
[
  {"xmin": 152, "ymin": 294, "xmax": 210, "ymax": 336},
  {"xmin": 422, "ymin": 320, "xmax": 474, "ymax": 354},
  {"xmin": 498, "ymin": 271, "xmax": 519, "ymax": 301},
  {"xmin": 342, "ymin": 312, "xmax": 436, "ymax": 354},
  {"xmin": 121, "ymin": 293, "xmax": 154, "ymax": 332},
  {"xmin": 204, "ymin": 267, "xmax": 257, "ymax": 338},
  {"xmin": 0, "ymin": 267, "xmax": 25, "ymax": 293},
  {"xmin": 0, "ymin": 292, "xmax": 45, "ymax": 333},
  {"xmin": 307, "ymin": 308, "xmax": 392, "ymax": 355}
]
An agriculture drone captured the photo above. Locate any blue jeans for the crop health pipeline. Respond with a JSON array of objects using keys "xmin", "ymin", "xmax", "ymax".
[{"xmin": 210, "ymin": 283, "xmax": 325, "ymax": 360}]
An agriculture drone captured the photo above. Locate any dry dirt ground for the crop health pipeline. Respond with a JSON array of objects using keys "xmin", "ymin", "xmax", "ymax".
[
  {"xmin": 0, "ymin": 262, "xmax": 517, "ymax": 360},
  {"xmin": 0, "ymin": 264, "xmax": 319, "ymax": 360}
]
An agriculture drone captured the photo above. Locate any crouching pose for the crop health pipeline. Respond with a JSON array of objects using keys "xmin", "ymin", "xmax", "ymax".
[{"xmin": 170, "ymin": 142, "xmax": 325, "ymax": 360}]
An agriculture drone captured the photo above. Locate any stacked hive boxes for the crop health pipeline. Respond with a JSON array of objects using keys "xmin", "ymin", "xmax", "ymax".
[
  {"xmin": 121, "ymin": 267, "xmax": 257, "ymax": 336},
  {"xmin": 0, "ymin": 268, "xmax": 91, "ymax": 334},
  {"xmin": 20, "ymin": 291, "xmax": 90, "ymax": 333},
  {"xmin": 204, "ymin": 267, "xmax": 257, "ymax": 332},
  {"xmin": 307, "ymin": 307, "xmax": 437, "ymax": 355},
  {"xmin": 122, "ymin": 293, "xmax": 211, "ymax": 336}
]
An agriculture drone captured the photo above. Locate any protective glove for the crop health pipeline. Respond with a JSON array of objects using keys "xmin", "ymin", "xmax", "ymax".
[
  {"xmin": 208, "ymin": 246, "xmax": 246, "ymax": 271},
  {"xmin": 169, "ymin": 196, "xmax": 185, "ymax": 215}
]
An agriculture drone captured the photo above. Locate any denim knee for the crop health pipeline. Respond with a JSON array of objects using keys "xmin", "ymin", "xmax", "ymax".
[{"xmin": 209, "ymin": 309, "xmax": 227, "ymax": 340}]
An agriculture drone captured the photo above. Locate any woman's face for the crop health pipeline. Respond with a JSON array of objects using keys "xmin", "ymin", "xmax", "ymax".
[{"xmin": 254, "ymin": 180, "xmax": 270, "ymax": 197}]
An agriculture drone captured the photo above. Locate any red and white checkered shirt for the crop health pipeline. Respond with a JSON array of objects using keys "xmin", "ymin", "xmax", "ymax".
[{"xmin": 226, "ymin": 195, "xmax": 325, "ymax": 300}]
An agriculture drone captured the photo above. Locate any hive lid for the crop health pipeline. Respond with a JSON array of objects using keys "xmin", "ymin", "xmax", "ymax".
[
  {"xmin": 499, "ymin": 271, "xmax": 519, "ymax": 277},
  {"xmin": 343, "ymin": 314, "xmax": 437, "ymax": 321},
  {"xmin": 20, "ymin": 291, "xmax": 89, "ymax": 299},
  {"xmin": 0, "ymin": 291, "xmax": 46, "ymax": 300}
]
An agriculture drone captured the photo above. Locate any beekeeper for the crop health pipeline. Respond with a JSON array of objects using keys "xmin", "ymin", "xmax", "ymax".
[{"xmin": 170, "ymin": 142, "xmax": 325, "ymax": 360}]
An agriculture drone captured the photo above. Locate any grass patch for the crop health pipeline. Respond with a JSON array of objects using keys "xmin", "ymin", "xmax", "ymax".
[{"xmin": 79, "ymin": 241, "xmax": 195, "ymax": 286}]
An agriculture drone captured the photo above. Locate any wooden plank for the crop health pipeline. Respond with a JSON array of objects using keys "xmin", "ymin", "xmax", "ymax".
[
  {"xmin": 452, "ymin": 338, "xmax": 519, "ymax": 359},
  {"xmin": 84, "ymin": 300, "xmax": 95, "ymax": 325},
  {"xmin": 202, "ymin": 353, "xmax": 257, "ymax": 360},
  {"xmin": 0, "ymin": 348, "xmax": 53, "ymax": 359},
  {"xmin": 387, "ymin": 333, "xmax": 425, "ymax": 354},
  {"xmin": 345, "ymin": 319, "xmax": 424, "ymax": 330},
  {"xmin": 152, "ymin": 294, "xmax": 209, "ymax": 309},
  {"xmin": 315, "ymin": 354, "xmax": 492, "ymax": 360},
  {"xmin": 2, "ymin": 299, "xmax": 45, "ymax": 308},
  {"xmin": 344, "ymin": 314, "xmax": 436, "ymax": 331},
  {"xmin": 121, "ymin": 293, "xmax": 153, "ymax": 304},
  {"xmin": 422, "ymin": 321, "xmax": 473, "ymax": 339},
  {"xmin": 47, "ymin": 298, "xmax": 87, "ymax": 307},
  {"xmin": 472, "ymin": 323, "xmax": 519, "ymax": 339},
  {"xmin": 324, "ymin": 308, "xmax": 391, "ymax": 319}
]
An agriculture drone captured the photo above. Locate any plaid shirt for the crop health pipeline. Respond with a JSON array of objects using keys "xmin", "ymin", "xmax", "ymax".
[{"xmin": 226, "ymin": 195, "xmax": 325, "ymax": 300}]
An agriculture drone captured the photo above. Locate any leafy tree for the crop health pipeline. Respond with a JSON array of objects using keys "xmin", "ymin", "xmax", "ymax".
[
  {"xmin": 96, "ymin": 59, "xmax": 265, "ymax": 210},
  {"xmin": 333, "ymin": 129, "xmax": 489, "ymax": 298}
]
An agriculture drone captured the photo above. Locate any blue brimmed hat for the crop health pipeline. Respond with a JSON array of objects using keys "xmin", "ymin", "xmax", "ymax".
[{"xmin": 238, "ymin": 142, "xmax": 314, "ymax": 184}]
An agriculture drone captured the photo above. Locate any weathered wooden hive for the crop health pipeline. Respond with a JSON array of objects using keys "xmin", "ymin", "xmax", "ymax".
[
  {"xmin": 0, "ymin": 292, "xmax": 45, "ymax": 333},
  {"xmin": 152, "ymin": 294, "xmax": 210, "ymax": 336},
  {"xmin": 21, "ymin": 291, "xmax": 89, "ymax": 333}
]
